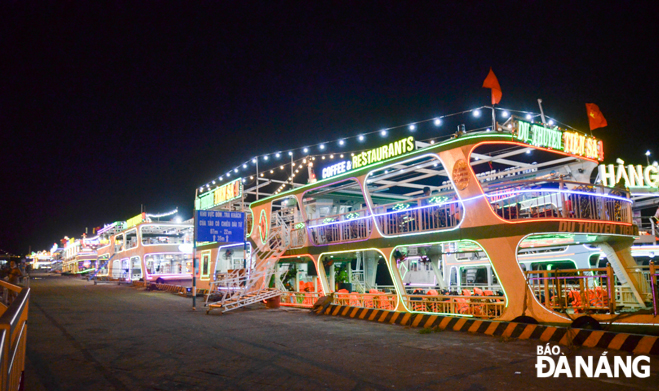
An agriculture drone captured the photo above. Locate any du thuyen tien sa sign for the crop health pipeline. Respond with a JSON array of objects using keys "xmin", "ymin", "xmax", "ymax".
[
  {"xmin": 196, "ymin": 210, "xmax": 245, "ymax": 243},
  {"xmin": 514, "ymin": 120, "xmax": 604, "ymax": 161}
]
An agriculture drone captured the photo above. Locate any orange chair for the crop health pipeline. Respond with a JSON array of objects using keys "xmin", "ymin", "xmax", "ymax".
[{"xmin": 349, "ymin": 292, "xmax": 361, "ymax": 307}]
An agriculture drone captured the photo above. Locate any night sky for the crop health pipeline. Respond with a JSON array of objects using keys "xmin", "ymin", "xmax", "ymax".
[{"xmin": 1, "ymin": 2, "xmax": 657, "ymax": 255}]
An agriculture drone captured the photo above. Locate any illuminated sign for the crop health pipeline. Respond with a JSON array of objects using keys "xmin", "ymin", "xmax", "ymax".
[
  {"xmin": 598, "ymin": 163, "xmax": 659, "ymax": 188},
  {"xmin": 126, "ymin": 213, "xmax": 146, "ymax": 229},
  {"xmin": 515, "ymin": 120, "xmax": 603, "ymax": 161},
  {"xmin": 196, "ymin": 178, "xmax": 243, "ymax": 210},
  {"xmin": 322, "ymin": 161, "xmax": 352, "ymax": 179},
  {"xmin": 352, "ymin": 137, "xmax": 415, "ymax": 170}
]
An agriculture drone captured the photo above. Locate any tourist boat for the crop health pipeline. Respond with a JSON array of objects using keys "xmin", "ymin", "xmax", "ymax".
[
  {"xmin": 196, "ymin": 114, "xmax": 658, "ymax": 326},
  {"xmin": 92, "ymin": 212, "xmax": 194, "ymax": 284},
  {"xmin": 61, "ymin": 236, "xmax": 98, "ymax": 274}
]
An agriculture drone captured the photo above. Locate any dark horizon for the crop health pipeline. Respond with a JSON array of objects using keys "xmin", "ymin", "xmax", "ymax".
[{"xmin": 2, "ymin": 2, "xmax": 657, "ymax": 255}]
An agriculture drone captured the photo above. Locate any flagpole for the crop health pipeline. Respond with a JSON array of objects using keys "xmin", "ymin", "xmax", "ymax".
[{"xmin": 491, "ymin": 105, "xmax": 496, "ymax": 132}]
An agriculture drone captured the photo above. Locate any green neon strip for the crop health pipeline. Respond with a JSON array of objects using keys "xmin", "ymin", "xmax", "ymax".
[{"xmin": 76, "ymin": 268, "xmax": 95, "ymax": 274}]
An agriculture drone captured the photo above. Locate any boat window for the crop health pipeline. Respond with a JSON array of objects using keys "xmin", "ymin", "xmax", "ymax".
[
  {"xmin": 214, "ymin": 243, "xmax": 252, "ymax": 275},
  {"xmin": 140, "ymin": 224, "xmax": 193, "ymax": 246},
  {"xmin": 365, "ymin": 155, "xmax": 462, "ymax": 236},
  {"xmin": 114, "ymin": 234, "xmax": 124, "ymax": 253},
  {"xmin": 319, "ymin": 250, "xmax": 393, "ymax": 293},
  {"xmin": 145, "ymin": 253, "xmax": 192, "ymax": 275},
  {"xmin": 130, "ymin": 256, "xmax": 142, "ymax": 280},
  {"xmin": 125, "ymin": 229, "xmax": 138, "ymax": 250},
  {"xmin": 303, "ymin": 179, "xmax": 371, "ymax": 245}
]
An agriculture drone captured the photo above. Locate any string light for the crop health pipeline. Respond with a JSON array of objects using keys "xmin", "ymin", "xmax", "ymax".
[
  {"xmin": 195, "ymin": 105, "xmax": 562, "ymax": 189},
  {"xmin": 250, "ymin": 176, "xmax": 254, "ymax": 180}
]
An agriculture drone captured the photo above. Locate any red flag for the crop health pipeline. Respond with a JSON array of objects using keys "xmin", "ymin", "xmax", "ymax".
[
  {"xmin": 585, "ymin": 103, "xmax": 607, "ymax": 130},
  {"xmin": 482, "ymin": 68, "xmax": 502, "ymax": 105}
]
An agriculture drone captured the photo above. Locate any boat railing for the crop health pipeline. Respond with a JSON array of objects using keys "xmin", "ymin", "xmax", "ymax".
[
  {"xmin": 484, "ymin": 179, "xmax": 632, "ymax": 224},
  {"xmin": 371, "ymin": 193, "xmax": 463, "ymax": 236},
  {"xmin": 332, "ymin": 292, "xmax": 397, "ymax": 310},
  {"xmin": 279, "ymin": 291, "xmax": 324, "ymax": 308},
  {"xmin": 402, "ymin": 293, "xmax": 505, "ymax": 318},
  {"xmin": 0, "ymin": 280, "xmax": 30, "ymax": 391},
  {"xmin": 525, "ymin": 266, "xmax": 617, "ymax": 314},
  {"xmin": 307, "ymin": 208, "xmax": 372, "ymax": 245}
]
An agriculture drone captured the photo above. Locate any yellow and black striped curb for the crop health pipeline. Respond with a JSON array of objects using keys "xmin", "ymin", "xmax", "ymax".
[{"xmin": 316, "ymin": 304, "xmax": 659, "ymax": 356}]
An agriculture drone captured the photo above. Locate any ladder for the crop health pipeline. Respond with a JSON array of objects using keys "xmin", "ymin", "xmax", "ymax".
[
  {"xmin": 205, "ymin": 211, "xmax": 291, "ymax": 313},
  {"xmin": 88, "ymin": 254, "xmax": 115, "ymax": 282}
]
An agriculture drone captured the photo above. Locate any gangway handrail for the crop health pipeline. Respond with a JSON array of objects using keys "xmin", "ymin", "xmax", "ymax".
[{"xmin": 0, "ymin": 281, "xmax": 30, "ymax": 391}]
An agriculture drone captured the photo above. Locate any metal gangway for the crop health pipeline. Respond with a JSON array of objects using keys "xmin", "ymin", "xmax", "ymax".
[{"xmin": 204, "ymin": 211, "xmax": 291, "ymax": 313}]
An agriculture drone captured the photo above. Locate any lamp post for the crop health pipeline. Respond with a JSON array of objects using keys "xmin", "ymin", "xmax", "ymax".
[{"xmin": 646, "ymin": 150, "xmax": 651, "ymax": 166}]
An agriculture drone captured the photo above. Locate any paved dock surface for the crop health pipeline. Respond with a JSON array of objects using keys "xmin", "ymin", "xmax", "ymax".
[{"xmin": 25, "ymin": 273, "xmax": 659, "ymax": 390}]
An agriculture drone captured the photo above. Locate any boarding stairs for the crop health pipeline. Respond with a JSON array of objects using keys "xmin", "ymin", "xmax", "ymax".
[
  {"xmin": 50, "ymin": 262, "xmax": 62, "ymax": 273},
  {"xmin": 205, "ymin": 212, "xmax": 291, "ymax": 313},
  {"xmin": 88, "ymin": 254, "xmax": 115, "ymax": 283}
]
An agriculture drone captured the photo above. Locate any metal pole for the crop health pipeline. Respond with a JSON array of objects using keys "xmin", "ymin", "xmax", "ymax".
[
  {"xmin": 192, "ymin": 189, "xmax": 198, "ymax": 310},
  {"xmin": 537, "ymin": 99, "xmax": 547, "ymax": 124},
  {"xmin": 491, "ymin": 105, "xmax": 496, "ymax": 132},
  {"xmin": 256, "ymin": 160, "xmax": 259, "ymax": 200}
]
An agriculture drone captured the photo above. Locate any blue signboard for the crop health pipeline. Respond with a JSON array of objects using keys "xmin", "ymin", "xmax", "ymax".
[{"xmin": 196, "ymin": 210, "xmax": 245, "ymax": 243}]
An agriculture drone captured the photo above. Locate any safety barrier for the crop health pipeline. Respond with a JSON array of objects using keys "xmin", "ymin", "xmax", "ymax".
[
  {"xmin": 485, "ymin": 179, "xmax": 632, "ymax": 224},
  {"xmin": 0, "ymin": 280, "xmax": 30, "ymax": 391},
  {"xmin": 280, "ymin": 291, "xmax": 323, "ymax": 308},
  {"xmin": 402, "ymin": 293, "xmax": 505, "ymax": 318},
  {"xmin": 371, "ymin": 195, "xmax": 462, "ymax": 236},
  {"xmin": 315, "ymin": 304, "xmax": 659, "ymax": 356},
  {"xmin": 308, "ymin": 208, "xmax": 372, "ymax": 245},
  {"xmin": 333, "ymin": 292, "xmax": 397, "ymax": 310},
  {"xmin": 526, "ymin": 266, "xmax": 616, "ymax": 314}
]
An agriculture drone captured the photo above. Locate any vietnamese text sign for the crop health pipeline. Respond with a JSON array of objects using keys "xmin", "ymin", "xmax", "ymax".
[{"xmin": 196, "ymin": 210, "xmax": 245, "ymax": 243}]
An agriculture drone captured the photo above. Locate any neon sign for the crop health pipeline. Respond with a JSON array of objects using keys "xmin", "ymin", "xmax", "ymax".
[
  {"xmin": 126, "ymin": 213, "xmax": 146, "ymax": 229},
  {"xmin": 322, "ymin": 161, "xmax": 352, "ymax": 179},
  {"xmin": 196, "ymin": 178, "xmax": 243, "ymax": 210},
  {"xmin": 352, "ymin": 137, "xmax": 415, "ymax": 170},
  {"xmin": 598, "ymin": 163, "xmax": 659, "ymax": 188},
  {"xmin": 515, "ymin": 120, "xmax": 603, "ymax": 161}
]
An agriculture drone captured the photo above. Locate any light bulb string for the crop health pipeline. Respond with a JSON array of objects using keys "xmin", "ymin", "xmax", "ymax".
[{"xmin": 200, "ymin": 105, "xmax": 587, "ymax": 191}]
